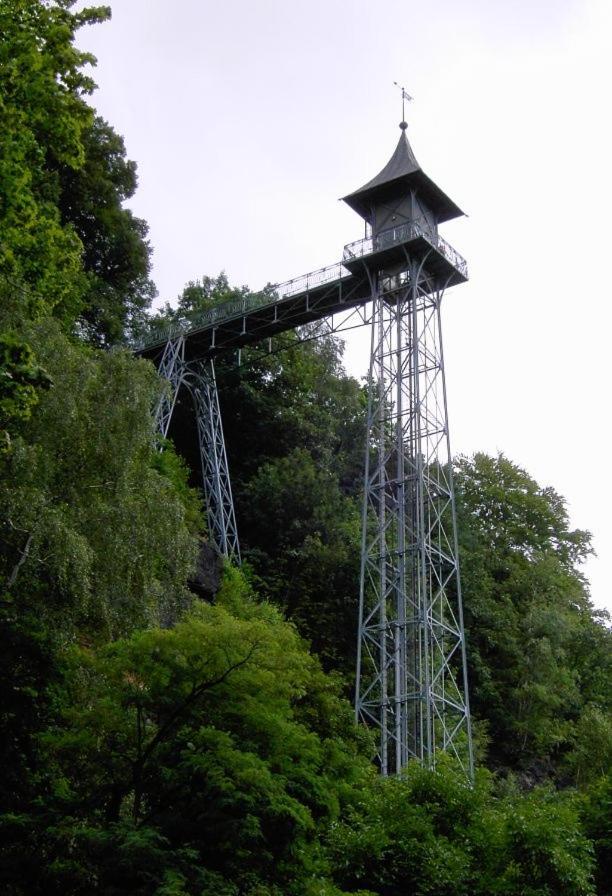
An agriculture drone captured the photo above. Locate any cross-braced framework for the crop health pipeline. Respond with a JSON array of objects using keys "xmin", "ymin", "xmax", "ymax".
[
  {"xmin": 153, "ymin": 347, "xmax": 240, "ymax": 563},
  {"xmin": 154, "ymin": 335, "xmax": 185, "ymax": 438},
  {"xmin": 184, "ymin": 361, "xmax": 240, "ymax": 562},
  {"xmin": 356, "ymin": 259, "xmax": 473, "ymax": 777},
  {"xmin": 142, "ymin": 118, "xmax": 474, "ymax": 777}
]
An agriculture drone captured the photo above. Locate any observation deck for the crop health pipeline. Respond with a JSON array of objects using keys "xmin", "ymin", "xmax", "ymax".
[{"xmin": 343, "ymin": 220, "xmax": 468, "ymax": 288}]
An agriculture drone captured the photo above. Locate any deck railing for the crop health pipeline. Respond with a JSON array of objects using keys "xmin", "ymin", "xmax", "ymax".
[
  {"xmin": 343, "ymin": 220, "xmax": 468, "ymax": 279},
  {"xmin": 135, "ymin": 223, "xmax": 467, "ymax": 351},
  {"xmin": 135, "ymin": 261, "xmax": 351, "ymax": 350}
]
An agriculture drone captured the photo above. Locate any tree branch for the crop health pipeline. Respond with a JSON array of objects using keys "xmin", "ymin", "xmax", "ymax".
[
  {"xmin": 7, "ymin": 532, "xmax": 33, "ymax": 588},
  {"xmin": 130, "ymin": 640, "xmax": 262, "ymax": 821}
]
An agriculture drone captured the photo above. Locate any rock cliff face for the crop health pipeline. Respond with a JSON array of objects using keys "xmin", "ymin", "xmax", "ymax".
[{"xmin": 188, "ymin": 540, "xmax": 223, "ymax": 601}]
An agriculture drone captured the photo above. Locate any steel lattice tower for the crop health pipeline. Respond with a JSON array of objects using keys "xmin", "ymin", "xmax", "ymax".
[
  {"xmin": 143, "ymin": 113, "xmax": 472, "ymax": 777},
  {"xmin": 344, "ymin": 122, "xmax": 473, "ymax": 777}
]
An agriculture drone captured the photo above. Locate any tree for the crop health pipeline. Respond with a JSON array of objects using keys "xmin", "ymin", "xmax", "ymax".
[
  {"xmin": 154, "ymin": 275, "xmax": 368, "ymax": 674},
  {"xmin": 0, "ymin": 319, "xmax": 202, "ymax": 824},
  {"xmin": 0, "ymin": 0, "xmax": 110, "ymax": 324},
  {"xmin": 0, "ymin": 331, "xmax": 52, "ymax": 453},
  {"xmin": 327, "ymin": 761, "xmax": 595, "ymax": 896},
  {"xmin": 455, "ymin": 453, "xmax": 610, "ymax": 777},
  {"xmin": 56, "ymin": 115, "xmax": 156, "ymax": 345},
  {"xmin": 0, "ymin": 2, "xmax": 154, "ymax": 345},
  {"xmin": 0, "ymin": 320, "xmax": 199, "ymax": 637},
  {"xmin": 148, "ymin": 272, "xmax": 253, "ymax": 333},
  {"xmin": 240, "ymin": 448, "xmax": 361, "ymax": 672},
  {"xmin": 581, "ymin": 771, "xmax": 612, "ymax": 896},
  {"xmin": 1, "ymin": 568, "xmax": 372, "ymax": 895}
]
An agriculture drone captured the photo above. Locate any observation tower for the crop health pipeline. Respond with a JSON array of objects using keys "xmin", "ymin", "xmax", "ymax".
[
  {"xmin": 345, "ymin": 120, "xmax": 473, "ymax": 777},
  {"xmin": 138, "ymin": 109, "xmax": 473, "ymax": 778}
]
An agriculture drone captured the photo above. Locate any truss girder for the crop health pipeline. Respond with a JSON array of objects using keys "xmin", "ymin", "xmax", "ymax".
[{"xmin": 355, "ymin": 262, "xmax": 473, "ymax": 778}]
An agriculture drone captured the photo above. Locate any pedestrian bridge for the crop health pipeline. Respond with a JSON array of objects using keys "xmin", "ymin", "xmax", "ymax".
[{"xmin": 135, "ymin": 220, "xmax": 467, "ymax": 364}]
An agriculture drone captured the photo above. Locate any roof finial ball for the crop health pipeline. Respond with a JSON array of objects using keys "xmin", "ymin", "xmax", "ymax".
[{"xmin": 393, "ymin": 81, "xmax": 413, "ymax": 130}]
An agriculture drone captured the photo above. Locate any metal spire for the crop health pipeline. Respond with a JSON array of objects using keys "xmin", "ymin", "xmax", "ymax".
[{"xmin": 393, "ymin": 81, "xmax": 413, "ymax": 127}]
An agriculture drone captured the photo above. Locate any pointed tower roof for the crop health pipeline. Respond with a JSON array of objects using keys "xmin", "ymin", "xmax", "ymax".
[{"xmin": 342, "ymin": 123, "xmax": 464, "ymax": 224}]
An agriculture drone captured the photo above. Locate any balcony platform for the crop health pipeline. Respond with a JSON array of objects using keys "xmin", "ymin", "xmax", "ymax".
[{"xmin": 343, "ymin": 222, "xmax": 468, "ymax": 289}]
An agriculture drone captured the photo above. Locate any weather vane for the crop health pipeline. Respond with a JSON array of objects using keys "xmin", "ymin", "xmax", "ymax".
[{"xmin": 393, "ymin": 82, "xmax": 413, "ymax": 124}]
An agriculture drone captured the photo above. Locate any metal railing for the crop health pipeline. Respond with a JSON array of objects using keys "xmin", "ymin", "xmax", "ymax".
[
  {"xmin": 436, "ymin": 232, "xmax": 469, "ymax": 277},
  {"xmin": 135, "ymin": 261, "xmax": 351, "ymax": 350},
  {"xmin": 343, "ymin": 220, "xmax": 468, "ymax": 279},
  {"xmin": 134, "ymin": 223, "xmax": 467, "ymax": 351},
  {"xmin": 275, "ymin": 261, "xmax": 350, "ymax": 299}
]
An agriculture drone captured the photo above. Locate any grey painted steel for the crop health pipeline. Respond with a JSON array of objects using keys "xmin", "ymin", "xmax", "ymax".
[
  {"xmin": 154, "ymin": 335, "xmax": 186, "ymax": 438},
  {"xmin": 355, "ymin": 259, "xmax": 473, "ymax": 778},
  {"xmin": 134, "ymin": 221, "xmax": 466, "ymax": 357},
  {"xmin": 343, "ymin": 221, "xmax": 468, "ymax": 279},
  {"xmin": 143, "ymin": 122, "xmax": 473, "ymax": 778},
  {"xmin": 153, "ymin": 347, "xmax": 240, "ymax": 562},
  {"xmin": 342, "ymin": 129, "xmax": 464, "ymax": 224},
  {"xmin": 185, "ymin": 362, "xmax": 240, "ymax": 563}
]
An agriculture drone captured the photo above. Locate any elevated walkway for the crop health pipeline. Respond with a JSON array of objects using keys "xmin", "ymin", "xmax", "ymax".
[{"xmin": 136, "ymin": 221, "xmax": 467, "ymax": 363}]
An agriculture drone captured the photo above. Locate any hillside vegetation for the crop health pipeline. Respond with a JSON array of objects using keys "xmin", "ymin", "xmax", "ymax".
[{"xmin": 1, "ymin": 4, "xmax": 610, "ymax": 894}]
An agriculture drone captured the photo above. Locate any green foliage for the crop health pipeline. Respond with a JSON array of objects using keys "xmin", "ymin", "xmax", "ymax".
[
  {"xmin": 0, "ymin": 320, "xmax": 198, "ymax": 636},
  {"xmin": 151, "ymin": 440, "xmax": 205, "ymax": 536},
  {"xmin": 0, "ymin": 2, "xmax": 153, "ymax": 344},
  {"xmin": 565, "ymin": 706, "xmax": 612, "ymax": 788},
  {"xmin": 581, "ymin": 772, "xmax": 612, "ymax": 896},
  {"xmin": 161, "ymin": 275, "xmax": 367, "ymax": 674},
  {"xmin": 56, "ymin": 115, "xmax": 156, "ymax": 345},
  {"xmin": 9, "ymin": 564, "xmax": 594, "ymax": 896},
  {"xmin": 0, "ymin": 319, "xmax": 201, "ymax": 831},
  {"xmin": 0, "ymin": 332, "xmax": 52, "ymax": 451},
  {"xmin": 328, "ymin": 762, "xmax": 595, "ymax": 896},
  {"xmin": 149, "ymin": 272, "xmax": 253, "ymax": 331},
  {"xmin": 455, "ymin": 453, "xmax": 611, "ymax": 776},
  {"xmin": 2, "ymin": 570, "xmax": 372, "ymax": 894},
  {"xmin": 0, "ymin": 7, "xmax": 608, "ymax": 891},
  {"xmin": 0, "ymin": 0, "xmax": 110, "ymax": 323},
  {"xmin": 240, "ymin": 447, "xmax": 361, "ymax": 670},
  {"xmin": 162, "ymin": 278, "xmax": 612, "ymax": 790}
]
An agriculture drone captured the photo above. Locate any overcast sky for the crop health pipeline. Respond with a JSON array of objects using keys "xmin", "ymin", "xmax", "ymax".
[{"xmin": 76, "ymin": 0, "xmax": 612, "ymax": 613}]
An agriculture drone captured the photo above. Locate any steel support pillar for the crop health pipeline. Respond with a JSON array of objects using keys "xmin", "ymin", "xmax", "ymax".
[
  {"xmin": 186, "ymin": 361, "xmax": 241, "ymax": 562},
  {"xmin": 154, "ymin": 335, "xmax": 186, "ymax": 438},
  {"xmin": 153, "ymin": 339, "xmax": 240, "ymax": 562},
  {"xmin": 356, "ymin": 262, "xmax": 473, "ymax": 778}
]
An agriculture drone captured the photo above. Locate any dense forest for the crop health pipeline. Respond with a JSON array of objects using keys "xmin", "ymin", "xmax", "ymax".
[{"xmin": 0, "ymin": 3, "xmax": 610, "ymax": 894}]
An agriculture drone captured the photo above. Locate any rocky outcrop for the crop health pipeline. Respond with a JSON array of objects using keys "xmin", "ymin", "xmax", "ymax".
[{"xmin": 188, "ymin": 539, "xmax": 223, "ymax": 602}]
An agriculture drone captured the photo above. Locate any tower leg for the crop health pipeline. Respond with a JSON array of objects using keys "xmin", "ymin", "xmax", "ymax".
[
  {"xmin": 154, "ymin": 336, "xmax": 186, "ymax": 439},
  {"xmin": 356, "ymin": 264, "xmax": 473, "ymax": 778},
  {"xmin": 187, "ymin": 361, "xmax": 241, "ymax": 562}
]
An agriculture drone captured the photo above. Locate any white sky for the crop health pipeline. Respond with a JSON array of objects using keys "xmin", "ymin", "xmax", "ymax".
[{"xmin": 76, "ymin": 0, "xmax": 612, "ymax": 613}]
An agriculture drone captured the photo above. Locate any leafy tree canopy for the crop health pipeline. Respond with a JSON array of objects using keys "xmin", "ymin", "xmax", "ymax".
[
  {"xmin": 0, "ymin": 318, "xmax": 202, "ymax": 824},
  {"xmin": 455, "ymin": 454, "xmax": 611, "ymax": 778},
  {"xmin": 0, "ymin": 0, "xmax": 109, "ymax": 323},
  {"xmin": 1, "ymin": 569, "xmax": 373, "ymax": 895},
  {"xmin": 0, "ymin": 1, "xmax": 154, "ymax": 343},
  {"xmin": 1, "ymin": 569, "xmax": 598, "ymax": 896},
  {"xmin": 56, "ymin": 114, "xmax": 156, "ymax": 345}
]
